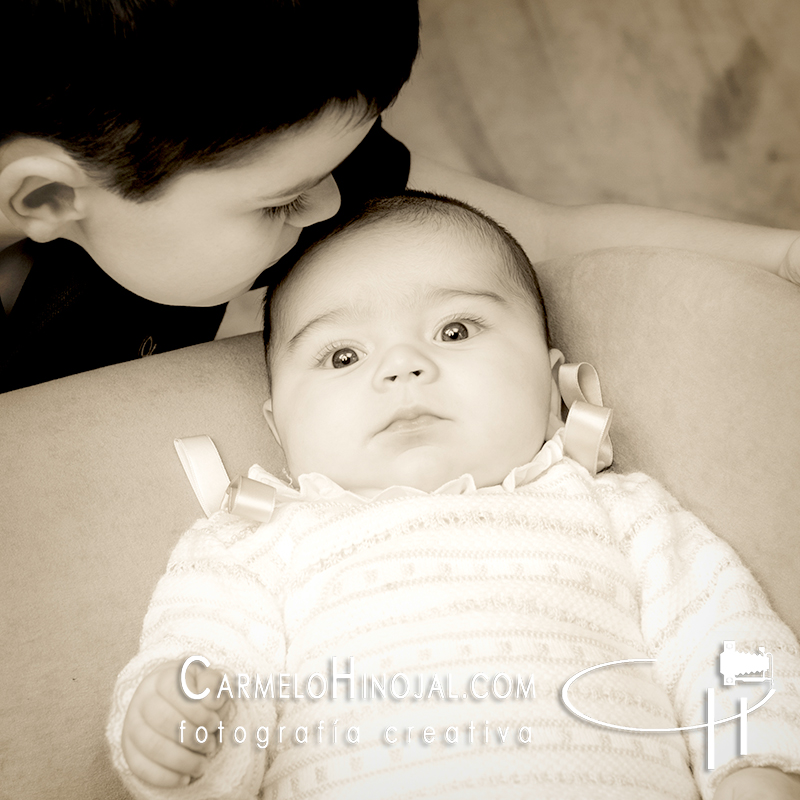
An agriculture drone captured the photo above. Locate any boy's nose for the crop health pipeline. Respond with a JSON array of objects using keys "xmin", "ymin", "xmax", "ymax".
[{"xmin": 373, "ymin": 345, "xmax": 439, "ymax": 389}]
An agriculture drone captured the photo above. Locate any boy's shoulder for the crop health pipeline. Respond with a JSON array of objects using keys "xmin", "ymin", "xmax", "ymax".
[{"xmin": 0, "ymin": 238, "xmax": 226, "ymax": 391}]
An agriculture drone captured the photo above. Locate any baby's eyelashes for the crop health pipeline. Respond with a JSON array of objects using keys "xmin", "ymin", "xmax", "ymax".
[
  {"xmin": 435, "ymin": 315, "xmax": 486, "ymax": 342},
  {"xmin": 313, "ymin": 342, "xmax": 367, "ymax": 369}
]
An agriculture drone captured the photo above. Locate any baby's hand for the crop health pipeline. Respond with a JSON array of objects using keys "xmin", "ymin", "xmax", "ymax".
[
  {"xmin": 714, "ymin": 767, "xmax": 800, "ymax": 799},
  {"xmin": 121, "ymin": 659, "xmax": 231, "ymax": 788}
]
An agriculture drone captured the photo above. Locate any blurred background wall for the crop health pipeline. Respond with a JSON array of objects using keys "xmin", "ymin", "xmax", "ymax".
[{"xmin": 384, "ymin": 0, "xmax": 800, "ymax": 230}]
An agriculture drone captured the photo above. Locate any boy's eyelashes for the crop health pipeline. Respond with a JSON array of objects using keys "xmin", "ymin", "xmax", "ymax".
[{"xmin": 261, "ymin": 193, "xmax": 311, "ymax": 220}]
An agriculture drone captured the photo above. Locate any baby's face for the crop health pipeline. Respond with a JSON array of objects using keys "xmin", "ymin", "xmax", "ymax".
[{"xmin": 265, "ymin": 221, "xmax": 557, "ymax": 494}]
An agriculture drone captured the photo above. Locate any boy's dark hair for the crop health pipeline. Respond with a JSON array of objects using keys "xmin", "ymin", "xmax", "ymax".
[
  {"xmin": 5, "ymin": 0, "xmax": 419, "ymax": 200},
  {"xmin": 263, "ymin": 190, "xmax": 550, "ymax": 383}
]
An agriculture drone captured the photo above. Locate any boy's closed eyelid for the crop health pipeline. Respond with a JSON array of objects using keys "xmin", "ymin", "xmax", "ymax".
[
  {"xmin": 261, "ymin": 193, "xmax": 311, "ymax": 220},
  {"xmin": 257, "ymin": 170, "xmax": 332, "ymax": 205}
]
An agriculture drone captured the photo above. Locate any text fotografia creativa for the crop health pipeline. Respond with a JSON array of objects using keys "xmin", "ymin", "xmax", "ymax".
[
  {"xmin": 178, "ymin": 656, "xmax": 539, "ymax": 750},
  {"xmin": 179, "ymin": 717, "xmax": 544, "ymax": 749},
  {"xmin": 180, "ymin": 655, "xmax": 536, "ymax": 703}
]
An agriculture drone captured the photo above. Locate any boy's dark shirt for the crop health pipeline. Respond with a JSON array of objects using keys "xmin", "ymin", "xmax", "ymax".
[{"xmin": 0, "ymin": 121, "xmax": 410, "ymax": 393}]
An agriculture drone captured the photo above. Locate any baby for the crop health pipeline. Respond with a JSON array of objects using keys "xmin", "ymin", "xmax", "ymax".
[{"xmin": 108, "ymin": 193, "xmax": 800, "ymax": 800}]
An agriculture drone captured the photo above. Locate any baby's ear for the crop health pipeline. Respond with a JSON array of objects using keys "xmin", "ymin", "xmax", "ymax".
[
  {"xmin": 262, "ymin": 398, "xmax": 282, "ymax": 446},
  {"xmin": 0, "ymin": 140, "xmax": 89, "ymax": 243},
  {"xmin": 546, "ymin": 348, "xmax": 565, "ymax": 439}
]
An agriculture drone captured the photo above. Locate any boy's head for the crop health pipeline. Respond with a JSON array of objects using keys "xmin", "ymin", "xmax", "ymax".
[
  {"xmin": 0, "ymin": 0, "xmax": 419, "ymax": 305},
  {"xmin": 263, "ymin": 192, "xmax": 562, "ymax": 494}
]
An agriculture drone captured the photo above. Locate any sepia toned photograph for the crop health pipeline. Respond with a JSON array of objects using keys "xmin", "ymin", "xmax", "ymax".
[{"xmin": 2, "ymin": 1, "xmax": 799, "ymax": 798}]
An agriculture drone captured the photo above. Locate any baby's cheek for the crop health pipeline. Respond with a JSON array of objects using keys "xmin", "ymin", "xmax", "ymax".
[
  {"xmin": 498, "ymin": 415, "xmax": 548, "ymax": 468},
  {"xmin": 287, "ymin": 430, "xmax": 341, "ymax": 481}
]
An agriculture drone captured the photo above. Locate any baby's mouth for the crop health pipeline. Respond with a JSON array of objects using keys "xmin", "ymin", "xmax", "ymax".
[
  {"xmin": 382, "ymin": 414, "xmax": 441, "ymax": 434},
  {"xmin": 378, "ymin": 406, "xmax": 445, "ymax": 435}
]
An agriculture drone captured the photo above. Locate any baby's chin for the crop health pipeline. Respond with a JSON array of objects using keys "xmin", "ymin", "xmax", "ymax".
[{"xmin": 336, "ymin": 455, "xmax": 522, "ymax": 497}]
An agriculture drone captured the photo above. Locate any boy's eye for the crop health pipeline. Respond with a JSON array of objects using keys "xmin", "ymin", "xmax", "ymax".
[
  {"xmin": 261, "ymin": 194, "xmax": 310, "ymax": 220},
  {"xmin": 439, "ymin": 321, "xmax": 470, "ymax": 341},
  {"xmin": 331, "ymin": 347, "xmax": 360, "ymax": 368}
]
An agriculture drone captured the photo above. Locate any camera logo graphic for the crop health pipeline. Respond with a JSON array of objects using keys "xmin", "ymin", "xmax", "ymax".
[{"xmin": 562, "ymin": 641, "xmax": 775, "ymax": 769}]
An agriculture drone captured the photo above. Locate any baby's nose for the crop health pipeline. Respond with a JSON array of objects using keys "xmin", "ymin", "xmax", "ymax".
[{"xmin": 374, "ymin": 345, "xmax": 439, "ymax": 387}]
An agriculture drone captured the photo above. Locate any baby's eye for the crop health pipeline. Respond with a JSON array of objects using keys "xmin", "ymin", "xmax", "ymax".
[
  {"xmin": 441, "ymin": 321, "xmax": 469, "ymax": 341},
  {"xmin": 330, "ymin": 347, "xmax": 360, "ymax": 369},
  {"xmin": 438, "ymin": 320, "xmax": 473, "ymax": 342}
]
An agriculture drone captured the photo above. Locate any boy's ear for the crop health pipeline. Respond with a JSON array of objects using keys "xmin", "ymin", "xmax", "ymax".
[
  {"xmin": 262, "ymin": 398, "xmax": 282, "ymax": 446},
  {"xmin": 546, "ymin": 348, "xmax": 565, "ymax": 439},
  {"xmin": 0, "ymin": 141, "xmax": 90, "ymax": 243}
]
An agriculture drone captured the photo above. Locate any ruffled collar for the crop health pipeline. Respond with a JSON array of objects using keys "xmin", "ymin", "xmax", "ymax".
[{"xmin": 247, "ymin": 428, "xmax": 567, "ymax": 507}]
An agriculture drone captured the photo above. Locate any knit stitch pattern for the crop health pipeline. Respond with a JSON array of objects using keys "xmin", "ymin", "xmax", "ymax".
[{"xmin": 107, "ymin": 458, "xmax": 800, "ymax": 799}]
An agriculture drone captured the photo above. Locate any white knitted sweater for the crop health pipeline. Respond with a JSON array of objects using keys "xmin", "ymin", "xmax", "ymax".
[{"xmin": 108, "ymin": 439, "xmax": 800, "ymax": 800}]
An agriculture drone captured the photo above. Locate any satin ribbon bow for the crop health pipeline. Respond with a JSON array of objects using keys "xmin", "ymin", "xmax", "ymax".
[
  {"xmin": 221, "ymin": 475, "xmax": 279, "ymax": 523},
  {"xmin": 173, "ymin": 436, "xmax": 280, "ymax": 523},
  {"xmin": 555, "ymin": 357, "xmax": 613, "ymax": 476}
]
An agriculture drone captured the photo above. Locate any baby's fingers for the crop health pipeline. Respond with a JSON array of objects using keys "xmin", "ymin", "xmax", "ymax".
[
  {"xmin": 140, "ymin": 692, "xmax": 220, "ymax": 756},
  {"xmin": 155, "ymin": 664, "xmax": 230, "ymax": 724},
  {"xmin": 123, "ymin": 740, "xmax": 192, "ymax": 789},
  {"xmin": 123, "ymin": 703, "xmax": 209, "ymax": 786},
  {"xmin": 191, "ymin": 664, "xmax": 230, "ymax": 713}
]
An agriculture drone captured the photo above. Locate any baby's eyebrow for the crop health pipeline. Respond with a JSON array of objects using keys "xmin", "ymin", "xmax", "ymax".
[
  {"xmin": 284, "ymin": 308, "xmax": 351, "ymax": 353},
  {"xmin": 432, "ymin": 287, "xmax": 508, "ymax": 306},
  {"xmin": 282, "ymin": 287, "xmax": 508, "ymax": 355}
]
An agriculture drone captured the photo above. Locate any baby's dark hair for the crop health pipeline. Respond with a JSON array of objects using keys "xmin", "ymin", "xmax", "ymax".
[
  {"xmin": 4, "ymin": 0, "xmax": 419, "ymax": 200},
  {"xmin": 263, "ymin": 190, "xmax": 550, "ymax": 384}
]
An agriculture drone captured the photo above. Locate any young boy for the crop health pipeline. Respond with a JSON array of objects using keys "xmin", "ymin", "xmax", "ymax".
[
  {"xmin": 0, "ymin": 0, "xmax": 417, "ymax": 391},
  {"xmin": 2, "ymin": 0, "xmax": 800, "ymax": 393},
  {"xmin": 108, "ymin": 193, "xmax": 800, "ymax": 799}
]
